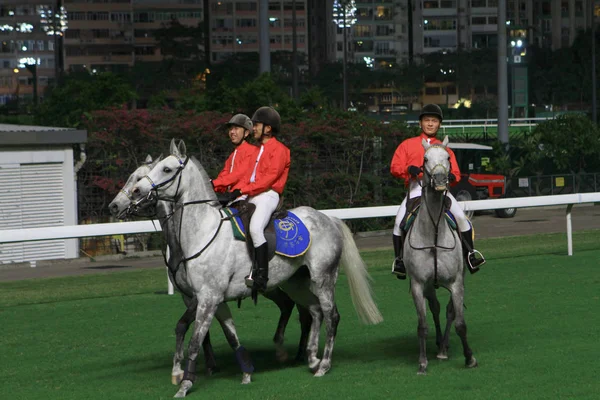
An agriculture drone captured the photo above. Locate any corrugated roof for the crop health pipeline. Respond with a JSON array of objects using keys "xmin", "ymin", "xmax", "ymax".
[
  {"xmin": 0, "ymin": 124, "xmax": 87, "ymax": 145},
  {"xmin": 0, "ymin": 124, "xmax": 73, "ymax": 132}
]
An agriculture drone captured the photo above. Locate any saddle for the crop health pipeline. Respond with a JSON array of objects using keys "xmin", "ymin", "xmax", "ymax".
[
  {"xmin": 222, "ymin": 196, "xmax": 313, "ymax": 263},
  {"xmin": 236, "ymin": 198, "xmax": 286, "ymax": 261},
  {"xmin": 400, "ymin": 195, "xmax": 457, "ymax": 233}
]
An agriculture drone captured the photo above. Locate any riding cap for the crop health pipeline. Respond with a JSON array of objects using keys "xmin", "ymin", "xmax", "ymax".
[
  {"xmin": 419, "ymin": 104, "xmax": 444, "ymax": 122},
  {"xmin": 251, "ymin": 106, "xmax": 281, "ymax": 134},
  {"xmin": 226, "ymin": 114, "xmax": 253, "ymax": 131}
]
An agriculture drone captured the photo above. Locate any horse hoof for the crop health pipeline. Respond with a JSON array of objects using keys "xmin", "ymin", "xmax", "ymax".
[
  {"xmin": 466, "ymin": 357, "xmax": 478, "ymax": 368},
  {"xmin": 308, "ymin": 359, "xmax": 321, "ymax": 373},
  {"xmin": 276, "ymin": 347, "xmax": 289, "ymax": 363},
  {"xmin": 171, "ymin": 373, "xmax": 183, "ymax": 385},
  {"xmin": 314, "ymin": 363, "xmax": 331, "ymax": 377},
  {"xmin": 436, "ymin": 353, "xmax": 448, "ymax": 360},
  {"xmin": 173, "ymin": 379, "xmax": 193, "ymax": 398},
  {"xmin": 241, "ymin": 372, "xmax": 252, "ymax": 385},
  {"xmin": 417, "ymin": 365, "xmax": 427, "ymax": 375}
]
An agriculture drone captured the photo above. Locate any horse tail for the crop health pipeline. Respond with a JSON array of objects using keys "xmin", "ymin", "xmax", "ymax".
[{"xmin": 333, "ymin": 217, "xmax": 383, "ymax": 325}]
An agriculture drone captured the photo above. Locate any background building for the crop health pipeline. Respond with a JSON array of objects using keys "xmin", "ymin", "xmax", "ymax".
[
  {"xmin": 63, "ymin": 0, "xmax": 203, "ymax": 74},
  {"xmin": 0, "ymin": 0, "xmax": 64, "ymax": 105}
]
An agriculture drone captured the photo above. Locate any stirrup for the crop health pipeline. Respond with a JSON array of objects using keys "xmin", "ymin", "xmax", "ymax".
[
  {"xmin": 467, "ymin": 249, "xmax": 486, "ymax": 270},
  {"xmin": 391, "ymin": 258, "xmax": 407, "ymax": 279},
  {"xmin": 245, "ymin": 271, "xmax": 254, "ymax": 288}
]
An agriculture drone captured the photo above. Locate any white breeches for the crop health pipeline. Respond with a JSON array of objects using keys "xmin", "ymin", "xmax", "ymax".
[
  {"xmin": 248, "ymin": 190, "xmax": 280, "ymax": 247},
  {"xmin": 393, "ymin": 180, "xmax": 471, "ymax": 235}
]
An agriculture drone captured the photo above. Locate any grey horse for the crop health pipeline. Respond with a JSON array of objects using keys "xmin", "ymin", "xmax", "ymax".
[
  {"xmin": 129, "ymin": 139, "xmax": 383, "ymax": 398},
  {"xmin": 403, "ymin": 136, "xmax": 477, "ymax": 375},
  {"xmin": 107, "ymin": 155, "xmax": 312, "ymax": 385}
]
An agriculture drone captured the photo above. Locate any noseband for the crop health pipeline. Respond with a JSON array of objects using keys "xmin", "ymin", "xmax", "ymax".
[
  {"xmin": 131, "ymin": 155, "xmax": 189, "ymax": 211},
  {"xmin": 423, "ymin": 145, "xmax": 450, "ymax": 190}
]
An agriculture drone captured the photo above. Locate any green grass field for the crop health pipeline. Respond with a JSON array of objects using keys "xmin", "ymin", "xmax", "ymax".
[{"xmin": 1, "ymin": 231, "xmax": 600, "ymax": 400}]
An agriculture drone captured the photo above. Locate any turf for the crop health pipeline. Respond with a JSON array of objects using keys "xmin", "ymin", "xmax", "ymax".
[{"xmin": 1, "ymin": 231, "xmax": 599, "ymax": 400}]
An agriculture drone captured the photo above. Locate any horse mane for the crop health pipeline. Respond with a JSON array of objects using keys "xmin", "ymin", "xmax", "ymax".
[{"xmin": 189, "ymin": 155, "xmax": 213, "ymax": 184}]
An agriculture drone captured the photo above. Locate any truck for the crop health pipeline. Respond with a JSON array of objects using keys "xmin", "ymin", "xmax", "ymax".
[{"xmin": 447, "ymin": 142, "xmax": 517, "ymax": 219}]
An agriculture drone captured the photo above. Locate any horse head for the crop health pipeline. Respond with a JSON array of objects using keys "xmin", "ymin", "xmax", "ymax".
[
  {"xmin": 108, "ymin": 154, "xmax": 163, "ymax": 219},
  {"xmin": 422, "ymin": 136, "xmax": 451, "ymax": 192},
  {"xmin": 130, "ymin": 139, "xmax": 217, "ymax": 211}
]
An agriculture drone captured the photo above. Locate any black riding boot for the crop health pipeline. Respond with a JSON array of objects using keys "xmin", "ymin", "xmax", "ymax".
[
  {"xmin": 462, "ymin": 229, "xmax": 485, "ymax": 274},
  {"xmin": 248, "ymin": 243, "xmax": 269, "ymax": 292},
  {"xmin": 392, "ymin": 234, "xmax": 406, "ymax": 280}
]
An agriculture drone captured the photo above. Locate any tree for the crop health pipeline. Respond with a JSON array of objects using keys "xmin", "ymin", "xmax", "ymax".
[
  {"xmin": 35, "ymin": 72, "xmax": 137, "ymax": 128},
  {"xmin": 533, "ymin": 114, "xmax": 600, "ymax": 175}
]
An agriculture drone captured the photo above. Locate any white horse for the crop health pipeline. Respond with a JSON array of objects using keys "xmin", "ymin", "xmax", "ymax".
[
  {"xmin": 129, "ymin": 139, "xmax": 383, "ymax": 398},
  {"xmin": 403, "ymin": 136, "xmax": 477, "ymax": 375},
  {"xmin": 107, "ymin": 155, "xmax": 312, "ymax": 385}
]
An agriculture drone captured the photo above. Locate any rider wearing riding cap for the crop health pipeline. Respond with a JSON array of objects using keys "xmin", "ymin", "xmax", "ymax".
[
  {"xmin": 390, "ymin": 103, "xmax": 486, "ymax": 280},
  {"xmin": 212, "ymin": 114, "xmax": 258, "ymax": 193},
  {"xmin": 235, "ymin": 106, "xmax": 291, "ymax": 293}
]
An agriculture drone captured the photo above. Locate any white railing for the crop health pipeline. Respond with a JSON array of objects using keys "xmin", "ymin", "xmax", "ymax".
[
  {"xmin": 1, "ymin": 193, "xmax": 598, "ymax": 295},
  {"xmin": 1, "ymin": 193, "xmax": 598, "ymax": 256}
]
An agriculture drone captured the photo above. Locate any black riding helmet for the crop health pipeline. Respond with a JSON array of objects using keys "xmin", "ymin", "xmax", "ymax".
[
  {"xmin": 419, "ymin": 104, "xmax": 443, "ymax": 122},
  {"xmin": 251, "ymin": 106, "xmax": 281, "ymax": 134}
]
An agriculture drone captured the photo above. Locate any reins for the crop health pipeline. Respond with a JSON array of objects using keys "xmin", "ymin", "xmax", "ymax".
[
  {"xmin": 408, "ymin": 146, "xmax": 457, "ymax": 288},
  {"xmin": 130, "ymin": 156, "xmax": 245, "ymax": 296}
]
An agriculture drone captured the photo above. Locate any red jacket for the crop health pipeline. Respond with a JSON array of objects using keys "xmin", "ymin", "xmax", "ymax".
[
  {"xmin": 238, "ymin": 138, "xmax": 290, "ymax": 196},
  {"xmin": 390, "ymin": 133, "xmax": 461, "ymax": 186},
  {"xmin": 212, "ymin": 141, "xmax": 258, "ymax": 193}
]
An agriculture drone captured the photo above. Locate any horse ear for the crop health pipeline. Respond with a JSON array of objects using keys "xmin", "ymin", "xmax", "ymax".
[
  {"xmin": 144, "ymin": 154, "xmax": 153, "ymax": 164},
  {"xmin": 149, "ymin": 154, "xmax": 163, "ymax": 168},
  {"xmin": 422, "ymin": 138, "xmax": 430, "ymax": 150},
  {"xmin": 177, "ymin": 140, "xmax": 187, "ymax": 158},
  {"xmin": 170, "ymin": 139, "xmax": 178, "ymax": 155},
  {"xmin": 442, "ymin": 136, "xmax": 449, "ymax": 147}
]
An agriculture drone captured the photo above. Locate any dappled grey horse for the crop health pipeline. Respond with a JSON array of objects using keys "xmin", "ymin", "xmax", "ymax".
[
  {"xmin": 403, "ymin": 136, "xmax": 477, "ymax": 375},
  {"xmin": 129, "ymin": 139, "xmax": 383, "ymax": 398},
  {"xmin": 107, "ymin": 155, "xmax": 312, "ymax": 385}
]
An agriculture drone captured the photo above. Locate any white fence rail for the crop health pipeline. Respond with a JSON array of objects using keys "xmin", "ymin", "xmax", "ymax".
[
  {"xmin": 2, "ymin": 193, "xmax": 598, "ymax": 295},
  {"xmin": 1, "ymin": 193, "xmax": 599, "ymax": 256}
]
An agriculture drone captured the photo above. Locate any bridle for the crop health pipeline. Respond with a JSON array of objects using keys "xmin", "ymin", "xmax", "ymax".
[
  {"xmin": 126, "ymin": 154, "xmax": 236, "ymax": 296},
  {"xmin": 410, "ymin": 144, "xmax": 456, "ymax": 288}
]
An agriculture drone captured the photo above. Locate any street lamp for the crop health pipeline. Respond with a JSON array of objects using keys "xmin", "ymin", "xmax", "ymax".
[
  {"xmin": 333, "ymin": 0, "xmax": 357, "ymax": 111},
  {"xmin": 18, "ymin": 58, "xmax": 39, "ymax": 107}
]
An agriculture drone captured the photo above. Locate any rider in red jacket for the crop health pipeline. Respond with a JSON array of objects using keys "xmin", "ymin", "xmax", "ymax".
[
  {"xmin": 236, "ymin": 106, "xmax": 290, "ymax": 293},
  {"xmin": 212, "ymin": 114, "xmax": 258, "ymax": 193},
  {"xmin": 390, "ymin": 104, "xmax": 485, "ymax": 280}
]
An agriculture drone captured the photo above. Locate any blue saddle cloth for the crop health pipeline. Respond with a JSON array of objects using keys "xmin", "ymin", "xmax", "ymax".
[{"xmin": 224, "ymin": 208, "xmax": 311, "ymax": 258}]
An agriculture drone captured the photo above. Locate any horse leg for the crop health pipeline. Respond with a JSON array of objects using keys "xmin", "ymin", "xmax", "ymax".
[
  {"xmin": 173, "ymin": 297, "xmax": 218, "ymax": 385},
  {"xmin": 438, "ymin": 300, "xmax": 455, "ymax": 360},
  {"xmin": 313, "ymin": 286, "xmax": 341, "ymax": 377},
  {"xmin": 425, "ymin": 288, "xmax": 443, "ymax": 358},
  {"xmin": 295, "ymin": 304, "xmax": 312, "ymax": 362},
  {"xmin": 410, "ymin": 281, "xmax": 429, "ymax": 375},
  {"xmin": 305, "ymin": 305, "xmax": 324, "ymax": 372},
  {"xmin": 261, "ymin": 287, "xmax": 296, "ymax": 362},
  {"xmin": 450, "ymin": 283, "xmax": 477, "ymax": 369},
  {"xmin": 174, "ymin": 299, "xmax": 219, "ymax": 398},
  {"xmin": 213, "ymin": 302, "xmax": 254, "ymax": 384}
]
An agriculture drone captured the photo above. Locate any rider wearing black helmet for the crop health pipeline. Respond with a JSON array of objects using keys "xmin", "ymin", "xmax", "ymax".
[
  {"xmin": 390, "ymin": 104, "xmax": 486, "ymax": 280},
  {"xmin": 236, "ymin": 106, "xmax": 290, "ymax": 294}
]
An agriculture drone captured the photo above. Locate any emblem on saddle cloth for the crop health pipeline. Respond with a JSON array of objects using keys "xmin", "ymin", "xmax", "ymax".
[{"xmin": 222, "ymin": 208, "xmax": 311, "ymax": 257}]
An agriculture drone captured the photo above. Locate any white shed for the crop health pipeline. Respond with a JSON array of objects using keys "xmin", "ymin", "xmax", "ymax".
[{"xmin": 0, "ymin": 124, "xmax": 87, "ymax": 264}]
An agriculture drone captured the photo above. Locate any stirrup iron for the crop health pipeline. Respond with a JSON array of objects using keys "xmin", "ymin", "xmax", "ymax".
[{"xmin": 467, "ymin": 249, "xmax": 486, "ymax": 269}]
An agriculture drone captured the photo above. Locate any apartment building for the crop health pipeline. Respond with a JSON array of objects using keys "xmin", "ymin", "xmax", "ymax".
[
  {"xmin": 63, "ymin": 0, "xmax": 203, "ymax": 74},
  {"xmin": 209, "ymin": 0, "xmax": 309, "ymax": 66},
  {"xmin": 0, "ymin": 0, "xmax": 63, "ymax": 105},
  {"xmin": 333, "ymin": 1, "xmax": 408, "ymax": 67}
]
